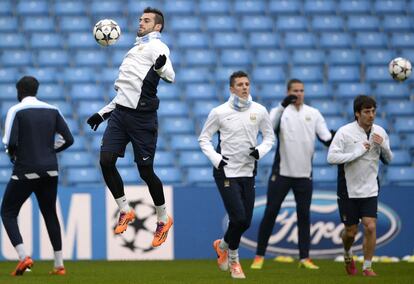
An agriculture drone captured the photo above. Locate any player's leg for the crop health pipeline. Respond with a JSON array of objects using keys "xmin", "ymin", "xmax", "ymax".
[
  {"xmin": 33, "ymin": 176, "xmax": 65, "ymax": 275},
  {"xmin": 100, "ymin": 152, "xmax": 127, "ymax": 208},
  {"xmin": 293, "ymin": 178, "xmax": 318, "ymax": 269},
  {"xmin": 251, "ymin": 175, "xmax": 291, "ymax": 269},
  {"xmin": 227, "ymin": 177, "xmax": 255, "ymax": 278},
  {"xmin": 215, "ymin": 177, "xmax": 248, "ymax": 278},
  {"xmin": 360, "ymin": 197, "xmax": 378, "ymax": 276},
  {"xmin": 337, "ymin": 198, "xmax": 359, "ymax": 275},
  {"xmin": 100, "ymin": 109, "xmax": 134, "ymax": 234},
  {"xmin": 0, "ymin": 179, "xmax": 35, "ymax": 275},
  {"xmin": 137, "ymin": 164, "xmax": 166, "ymax": 219},
  {"xmin": 137, "ymin": 163, "xmax": 173, "ymax": 247},
  {"xmin": 342, "ymin": 224, "xmax": 358, "ymax": 254},
  {"xmin": 361, "ymin": 217, "xmax": 377, "ymax": 276},
  {"xmin": 240, "ymin": 177, "xmax": 255, "ymax": 236},
  {"xmin": 101, "ymin": 151, "xmax": 136, "ymax": 234},
  {"xmin": 129, "ymin": 111, "xmax": 172, "ymax": 247}
]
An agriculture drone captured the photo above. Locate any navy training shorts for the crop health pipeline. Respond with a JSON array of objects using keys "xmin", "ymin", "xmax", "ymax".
[
  {"xmin": 101, "ymin": 105, "xmax": 158, "ymax": 165},
  {"xmin": 337, "ymin": 196, "xmax": 378, "ymax": 226}
]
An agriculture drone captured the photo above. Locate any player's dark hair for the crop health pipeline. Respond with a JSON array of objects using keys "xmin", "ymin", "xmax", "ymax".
[
  {"xmin": 353, "ymin": 95, "xmax": 376, "ymax": 119},
  {"xmin": 16, "ymin": 76, "xmax": 39, "ymax": 98},
  {"xmin": 144, "ymin": 7, "xmax": 164, "ymax": 32},
  {"xmin": 229, "ymin": 70, "xmax": 249, "ymax": 87},
  {"xmin": 287, "ymin": 78, "xmax": 304, "ymax": 91}
]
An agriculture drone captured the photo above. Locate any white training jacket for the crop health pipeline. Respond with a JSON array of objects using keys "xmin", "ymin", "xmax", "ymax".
[
  {"xmin": 98, "ymin": 32, "xmax": 175, "ymax": 115},
  {"xmin": 199, "ymin": 101, "xmax": 275, "ymax": 178},
  {"xmin": 327, "ymin": 121, "xmax": 393, "ymax": 198},
  {"xmin": 270, "ymin": 103, "xmax": 332, "ymax": 178}
]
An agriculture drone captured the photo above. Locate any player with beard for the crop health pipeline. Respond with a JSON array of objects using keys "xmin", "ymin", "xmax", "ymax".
[{"xmin": 86, "ymin": 7, "xmax": 174, "ymax": 247}]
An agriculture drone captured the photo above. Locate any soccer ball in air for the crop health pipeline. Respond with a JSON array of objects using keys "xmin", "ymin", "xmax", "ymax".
[
  {"xmin": 93, "ymin": 19, "xmax": 121, "ymax": 46},
  {"xmin": 388, "ymin": 57, "xmax": 412, "ymax": 82}
]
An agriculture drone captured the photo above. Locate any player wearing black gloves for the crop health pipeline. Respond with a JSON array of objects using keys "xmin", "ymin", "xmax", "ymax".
[
  {"xmin": 199, "ymin": 71, "xmax": 275, "ymax": 279},
  {"xmin": 281, "ymin": 94, "xmax": 298, "ymax": 108},
  {"xmin": 251, "ymin": 79, "xmax": 334, "ymax": 270},
  {"xmin": 86, "ymin": 7, "xmax": 175, "ymax": 248}
]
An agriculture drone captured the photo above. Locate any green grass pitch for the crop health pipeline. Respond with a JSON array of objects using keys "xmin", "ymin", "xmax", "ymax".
[{"xmin": 0, "ymin": 259, "xmax": 413, "ymax": 284}]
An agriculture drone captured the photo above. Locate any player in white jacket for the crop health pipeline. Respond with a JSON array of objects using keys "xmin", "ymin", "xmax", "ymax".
[
  {"xmin": 199, "ymin": 71, "xmax": 275, "ymax": 279},
  {"xmin": 252, "ymin": 79, "xmax": 333, "ymax": 270},
  {"xmin": 86, "ymin": 7, "xmax": 175, "ymax": 248},
  {"xmin": 327, "ymin": 95, "xmax": 393, "ymax": 277}
]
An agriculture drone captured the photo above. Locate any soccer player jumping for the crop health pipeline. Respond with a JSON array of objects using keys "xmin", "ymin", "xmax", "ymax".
[
  {"xmin": 86, "ymin": 7, "xmax": 174, "ymax": 247},
  {"xmin": 327, "ymin": 95, "xmax": 393, "ymax": 276}
]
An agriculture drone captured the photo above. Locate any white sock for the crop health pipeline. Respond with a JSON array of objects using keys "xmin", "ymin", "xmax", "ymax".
[
  {"xmin": 155, "ymin": 204, "xmax": 168, "ymax": 223},
  {"xmin": 219, "ymin": 238, "xmax": 228, "ymax": 251},
  {"xmin": 344, "ymin": 248, "xmax": 353, "ymax": 258},
  {"xmin": 54, "ymin": 251, "xmax": 64, "ymax": 268},
  {"xmin": 363, "ymin": 260, "xmax": 372, "ymax": 270},
  {"xmin": 229, "ymin": 249, "xmax": 239, "ymax": 263},
  {"xmin": 15, "ymin": 244, "xmax": 26, "ymax": 260},
  {"xmin": 115, "ymin": 196, "xmax": 130, "ymax": 212}
]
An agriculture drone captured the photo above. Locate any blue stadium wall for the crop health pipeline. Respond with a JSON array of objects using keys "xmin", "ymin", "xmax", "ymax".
[{"xmin": 0, "ymin": 184, "xmax": 412, "ymax": 260}]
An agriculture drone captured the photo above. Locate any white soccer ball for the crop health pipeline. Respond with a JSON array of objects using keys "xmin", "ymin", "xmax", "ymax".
[
  {"xmin": 388, "ymin": 57, "xmax": 412, "ymax": 82},
  {"xmin": 93, "ymin": 19, "xmax": 121, "ymax": 46}
]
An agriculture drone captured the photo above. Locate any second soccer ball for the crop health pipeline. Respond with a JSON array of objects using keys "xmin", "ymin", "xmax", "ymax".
[{"xmin": 388, "ymin": 57, "xmax": 412, "ymax": 82}]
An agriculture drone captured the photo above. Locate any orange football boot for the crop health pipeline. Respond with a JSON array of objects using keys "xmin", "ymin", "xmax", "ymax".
[
  {"xmin": 152, "ymin": 215, "xmax": 173, "ymax": 247},
  {"xmin": 114, "ymin": 209, "xmax": 135, "ymax": 234},
  {"xmin": 11, "ymin": 256, "xmax": 33, "ymax": 276}
]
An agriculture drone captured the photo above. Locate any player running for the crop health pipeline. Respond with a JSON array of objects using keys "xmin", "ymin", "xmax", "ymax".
[{"xmin": 327, "ymin": 95, "xmax": 393, "ymax": 276}]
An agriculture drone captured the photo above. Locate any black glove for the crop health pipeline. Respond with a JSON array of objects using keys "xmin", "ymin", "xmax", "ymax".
[
  {"xmin": 86, "ymin": 113, "xmax": 104, "ymax": 131},
  {"xmin": 319, "ymin": 129, "xmax": 336, "ymax": 147},
  {"xmin": 154, "ymin": 54, "xmax": 167, "ymax": 70},
  {"xmin": 249, "ymin": 147, "xmax": 259, "ymax": 160},
  {"xmin": 281, "ymin": 94, "xmax": 297, "ymax": 108},
  {"xmin": 218, "ymin": 156, "xmax": 229, "ymax": 169}
]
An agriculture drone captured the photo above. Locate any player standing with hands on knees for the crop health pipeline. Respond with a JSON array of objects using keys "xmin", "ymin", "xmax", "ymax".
[
  {"xmin": 199, "ymin": 71, "xmax": 275, "ymax": 279},
  {"xmin": 86, "ymin": 7, "xmax": 175, "ymax": 247},
  {"xmin": 327, "ymin": 95, "xmax": 392, "ymax": 277},
  {"xmin": 1, "ymin": 76, "xmax": 73, "ymax": 276},
  {"xmin": 251, "ymin": 79, "xmax": 334, "ymax": 270}
]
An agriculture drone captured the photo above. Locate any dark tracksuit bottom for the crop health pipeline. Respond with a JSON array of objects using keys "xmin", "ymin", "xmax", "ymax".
[
  {"xmin": 256, "ymin": 174, "xmax": 313, "ymax": 259},
  {"xmin": 215, "ymin": 176, "xmax": 255, "ymax": 250},
  {"xmin": 1, "ymin": 177, "xmax": 62, "ymax": 251}
]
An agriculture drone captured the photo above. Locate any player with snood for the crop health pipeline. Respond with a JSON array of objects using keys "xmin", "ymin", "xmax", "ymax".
[{"xmin": 86, "ymin": 7, "xmax": 175, "ymax": 247}]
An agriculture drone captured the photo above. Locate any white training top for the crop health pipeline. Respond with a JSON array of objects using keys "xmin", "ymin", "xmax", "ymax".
[
  {"xmin": 270, "ymin": 103, "xmax": 332, "ymax": 178},
  {"xmin": 98, "ymin": 32, "xmax": 175, "ymax": 115},
  {"xmin": 199, "ymin": 101, "xmax": 275, "ymax": 178},
  {"xmin": 327, "ymin": 121, "xmax": 393, "ymax": 198}
]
